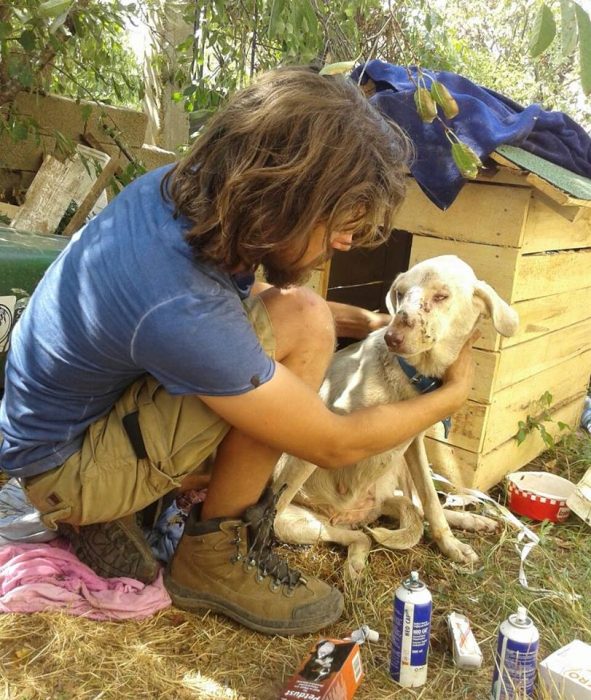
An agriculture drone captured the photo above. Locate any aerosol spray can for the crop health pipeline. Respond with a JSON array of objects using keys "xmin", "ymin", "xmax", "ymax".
[
  {"xmin": 390, "ymin": 571, "xmax": 432, "ymax": 688},
  {"xmin": 491, "ymin": 606, "xmax": 540, "ymax": 700}
]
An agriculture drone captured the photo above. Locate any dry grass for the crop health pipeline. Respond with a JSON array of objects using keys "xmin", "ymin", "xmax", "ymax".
[{"xmin": 1, "ymin": 432, "xmax": 590, "ymax": 700}]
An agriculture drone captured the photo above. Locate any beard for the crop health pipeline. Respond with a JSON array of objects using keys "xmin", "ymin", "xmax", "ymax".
[{"xmin": 260, "ymin": 250, "xmax": 332, "ymax": 288}]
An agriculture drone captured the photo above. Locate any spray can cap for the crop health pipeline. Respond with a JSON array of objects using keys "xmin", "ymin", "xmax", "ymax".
[
  {"xmin": 349, "ymin": 625, "xmax": 380, "ymax": 644},
  {"xmin": 403, "ymin": 570, "xmax": 425, "ymax": 591},
  {"xmin": 510, "ymin": 606, "xmax": 532, "ymax": 628}
]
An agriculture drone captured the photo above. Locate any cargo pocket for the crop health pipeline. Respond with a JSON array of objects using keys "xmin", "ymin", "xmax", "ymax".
[
  {"xmin": 135, "ymin": 378, "xmax": 230, "ymax": 482},
  {"xmin": 78, "ymin": 453, "xmax": 177, "ymax": 524}
]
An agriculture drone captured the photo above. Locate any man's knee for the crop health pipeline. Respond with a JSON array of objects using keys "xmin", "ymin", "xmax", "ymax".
[{"xmin": 261, "ymin": 286, "xmax": 336, "ymax": 361}]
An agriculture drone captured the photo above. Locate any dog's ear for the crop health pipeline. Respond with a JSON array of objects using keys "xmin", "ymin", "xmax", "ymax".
[
  {"xmin": 473, "ymin": 280, "xmax": 519, "ymax": 337},
  {"xmin": 385, "ymin": 272, "xmax": 406, "ymax": 316}
]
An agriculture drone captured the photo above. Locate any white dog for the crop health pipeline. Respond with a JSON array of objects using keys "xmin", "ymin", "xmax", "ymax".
[{"xmin": 272, "ymin": 255, "xmax": 518, "ymax": 578}]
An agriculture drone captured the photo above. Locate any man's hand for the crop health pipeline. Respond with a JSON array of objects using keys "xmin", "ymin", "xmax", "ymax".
[
  {"xmin": 442, "ymin": 331, "xmax": 479, "ymax": 409},
  {"xmin": 328, "ymin": 301, "xmax": 390, "ymax": 339}
]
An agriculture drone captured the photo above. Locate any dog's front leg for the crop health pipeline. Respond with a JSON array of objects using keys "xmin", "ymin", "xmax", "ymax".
[
  {"xmin": 272, "ymin": 455, "xmax": 318, "ymax": 514},
  {"xmin": 405, "ymin": 436, "xmax": 478, "ymax": 565}
]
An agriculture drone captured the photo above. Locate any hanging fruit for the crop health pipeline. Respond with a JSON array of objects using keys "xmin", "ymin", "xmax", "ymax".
[
  {"xmin": 430, "ymin": 81, "xmax": 459, "ymax": 119},
  {"xmin": 414, "ymin": 87, "xmax": 438, "ymax": 123}
]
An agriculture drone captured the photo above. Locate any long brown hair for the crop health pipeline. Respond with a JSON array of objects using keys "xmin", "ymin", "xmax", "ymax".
[{"xmin": 162, "ymin": 65, "xmax": 411, "ymax": 286}]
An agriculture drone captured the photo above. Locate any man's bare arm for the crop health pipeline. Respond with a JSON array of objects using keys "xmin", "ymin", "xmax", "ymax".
[{"xmin": 200, "ymin": 335, "xmax": 475, "ymax": 469}]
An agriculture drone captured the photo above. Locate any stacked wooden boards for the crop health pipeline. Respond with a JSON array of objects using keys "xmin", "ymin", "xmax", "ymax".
[{"xmin": 391, "ymin": 160, "xmax": 591, "ymax": 490}]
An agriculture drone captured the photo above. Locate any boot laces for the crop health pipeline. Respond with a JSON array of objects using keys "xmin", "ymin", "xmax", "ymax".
[{"xmin": 244, "ymin": 485, "xmax": 302, "ymax": 589}]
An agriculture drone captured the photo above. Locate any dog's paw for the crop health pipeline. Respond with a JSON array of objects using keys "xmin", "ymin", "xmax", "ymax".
[
  {"xmin": 436, "ymin": 534, "xmax": 479, "ymax": 565},
  {"xmin": 444, "ymin": 510, "xmax": 500, "ymax": 534},
  {"xmin": 345, "ymin": 541, "xmax": 371, "ymax": 580}
]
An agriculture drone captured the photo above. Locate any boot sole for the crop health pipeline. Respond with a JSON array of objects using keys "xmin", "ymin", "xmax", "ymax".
[
  {"xmin": 60, "ymin": 518, "xmax": 159, "ymax": 584},
  {"xmin": 163, "ymin": 571, "xmax": 344, "ymax": 636}
]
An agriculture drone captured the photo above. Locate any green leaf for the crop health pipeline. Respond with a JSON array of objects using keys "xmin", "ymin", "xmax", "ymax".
[
  {"xmin": 319, "ymin": 61, "xmax": 356, "ymax": 76},
  {"xmin": 575, "ymin": 2, "xmax": 591, "ymax": 95},
  {"xmin": 11, "ymin": 122, "xmax": 29, "ymax": 142},
  {"xmin": 0, "ymin": 22, "xmax": 12, "ymax": 40},
  {"xmin": 38, "ymin": 0, "xmax": 73, "ymax": 19},
  {"xmin": 80, "ymin": 104, "xmax": 93, "ymax": 124},
  {"xmin": 268, "ymin": 0, "xmax": 286, "ymax": 38},
  {"xmin": 17, "ymin": 29, "xmax": 37, "ymax": 52},
  {"xmin": 541, "ymin": 390, "xmax": 553, "ymax": 406},
  {"xmin": 560, "ymin": 0, "xmax": 578, "ymax": 56},
  {"xmin": 17, "ymin": 66, "xmax": 34, "ymax": 88},
  {"xmin": 451, "ymin": 141, "xmax": 482, "ymax": 179},
  {"xmin": 529, "ymin": 3, "xmax": 557, "ymax": 57},
  {"xmin": 300, "ymin": 0, "xmax": 318, "ymax": 36}
]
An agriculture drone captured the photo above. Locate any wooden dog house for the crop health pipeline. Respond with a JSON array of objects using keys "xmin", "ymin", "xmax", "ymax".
[{"xmin": 322, "ymin": 146, "xmax": 591, "ymax": 491}]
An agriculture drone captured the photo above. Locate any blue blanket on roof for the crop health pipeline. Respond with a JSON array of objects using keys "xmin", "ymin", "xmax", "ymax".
[{"xmin": 352, "ymin": 61, "xmax": 591, "ymax": 209}]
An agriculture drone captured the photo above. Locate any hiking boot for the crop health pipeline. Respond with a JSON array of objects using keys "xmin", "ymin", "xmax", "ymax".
[
  {"xmin": 164, "ymin": 488, "xmax": 344, "ymax": 635},
  {"xmin": 59, "ymin": 514, "xmax": 159, "ymax": 584}
]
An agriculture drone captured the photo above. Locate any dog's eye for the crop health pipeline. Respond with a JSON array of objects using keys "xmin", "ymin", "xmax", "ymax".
[{"xmin": 433, "ymin": 294, "xmax": 448, "ymax": 302}]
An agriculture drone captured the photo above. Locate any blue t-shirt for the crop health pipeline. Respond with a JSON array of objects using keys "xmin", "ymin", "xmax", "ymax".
[{"xmin": 0, "ymin": 166, "xmax": 275, "ymax": 478}]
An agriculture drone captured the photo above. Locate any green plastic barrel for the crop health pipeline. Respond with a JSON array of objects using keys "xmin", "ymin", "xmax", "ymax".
[{"xmin": 0, "ymin": 226, "xmax": 69, "ymax": 388}]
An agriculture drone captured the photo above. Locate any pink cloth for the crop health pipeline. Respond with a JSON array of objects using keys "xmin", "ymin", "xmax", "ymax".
[{"xmin": 0, "ymin": 541, "xmax": 171, "ymax": 620}]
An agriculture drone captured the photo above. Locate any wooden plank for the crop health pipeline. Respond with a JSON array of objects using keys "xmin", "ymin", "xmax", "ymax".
[
  {"xmin": 0, "ymin": 202, "xmax": 20, "ymax": 221},
  {"xmin": 12, "ymin": 145, "xmax": 111, "ymax": 236},
  {"xmin": 62, "ymin": 156, "xmax": 120, "ymax": 236},
  {"xmin": 514, "ymin": 248, "xmax": 591, "ymax": 301},
  {"xmin": 471, "ymin": 348, "xmax": 499, "ymax": 404},
  {"xmin": 524, "ymin": 171, "xmax": 591, "ymax": 209},
  {"xmin": 425, "ymin": 435, "xmax": 480, "ymax": 490},
  {"xmin": 473, "ymin": 396, "xmax": 585, "ymax": 490},
  {"xmin": 522, "ymin": 192, "xmax": 591, "ymax": 253},
  {"xmin": 410, "ymin": 236, "xmax": 520, "ymax": 303},
  {"xmin": 427, "ymin": 344, "xmax": 590, "ymax": 454},
  {"xmin": 426, "ymin": 400, "xmax": 488, "ymax": 453},
  {"xmin": 15, "ymin": 92, "xmax": 149, "ymax": 149},
  {"xmin": 425, "ymin": 396, "xmax": 585, "ymax": 490},
  {"xmin": 477, "ymin": 164, "xmax": 531, "ymax": 187},
  {"xmin": 0, "ymin": 133, "xmax": 56, "ymax": 172},
  {"xmin": 482, "ymin": 351, "xmax": 591, "ymax": 452},
  {"xmin": 478, "ymin": 286, "xmax": 591, "ymax": 351},
  {"xmin": 494, "ymin": 317, "xmax": 591, "ymax": 391},
  {"xmin": 491, "ymin": 151, "xmax": 591, "ymax": 209},
  {"xmin": 393, "ymin": 179, "xmax": 530, "ymax": 248}
]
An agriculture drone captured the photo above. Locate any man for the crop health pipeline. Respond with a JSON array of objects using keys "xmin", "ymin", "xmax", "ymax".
[{"xmin": 0, "ymin": 66, "xmax": 475, "ymax": 636}]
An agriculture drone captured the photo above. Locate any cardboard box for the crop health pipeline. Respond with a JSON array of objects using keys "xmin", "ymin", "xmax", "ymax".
[
  {"xmin": 539, "ymin": 640, "xmax": 591, "ymax": 699},
  {"xmin": 566, "ymin": 467, "xmax": 591, "ymax": 527},
  {"xmin": 278, "ymin": 639, "xmax": 364, "ymax": 700}
]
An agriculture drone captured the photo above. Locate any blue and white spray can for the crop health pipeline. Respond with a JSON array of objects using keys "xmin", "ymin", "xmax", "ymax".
[
  {"xmin": 390, "ymin": 570, "xmax": 432, "ymax": 688},
  {"xmin": 491, "ymin": 606, "xmax": 539, "ymax": 699}
]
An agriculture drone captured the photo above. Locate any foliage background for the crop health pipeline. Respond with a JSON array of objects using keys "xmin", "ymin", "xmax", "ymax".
[{"xmin": 0, "ymin": 0, "xmax": 589, "ymax": 152}]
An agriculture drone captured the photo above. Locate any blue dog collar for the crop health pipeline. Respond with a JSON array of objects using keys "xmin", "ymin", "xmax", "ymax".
[{"xmin": 396, "ymin": 356, "xmax": 452, "ymax": 438}]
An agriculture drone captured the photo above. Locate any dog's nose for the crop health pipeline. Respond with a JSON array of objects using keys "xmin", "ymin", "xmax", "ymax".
[
  {"xmin": 384, "ymin": 329, "xmax": 404, "ymax": 349},
  {"xmin": 397, "ymin": 310, "xmax": 415, "ymax": 329}
]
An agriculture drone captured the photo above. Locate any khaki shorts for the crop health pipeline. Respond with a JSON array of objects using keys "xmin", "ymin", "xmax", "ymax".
[{"xmin": 24, "ymin": 296, "xmax": 275, "ymax": 529}]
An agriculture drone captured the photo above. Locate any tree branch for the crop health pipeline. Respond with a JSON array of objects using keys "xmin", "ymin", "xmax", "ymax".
[{"xmin": 0, "ymin": 0, "xmax": 90, "ymax": 109}]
